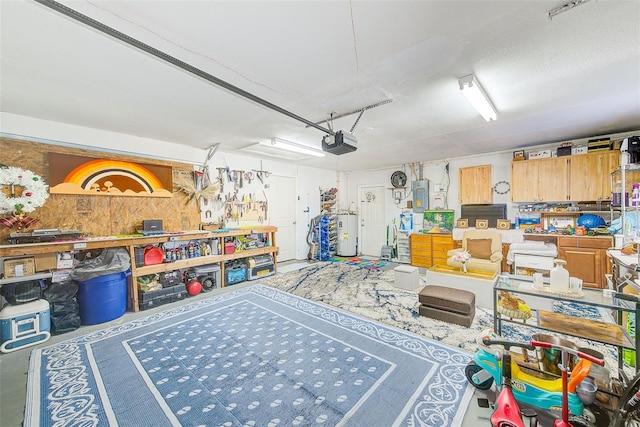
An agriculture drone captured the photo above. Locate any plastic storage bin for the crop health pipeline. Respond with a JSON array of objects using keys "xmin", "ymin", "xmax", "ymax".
[
  {"xmin": 225, "ymin": 261, "xmax": 247, "ymax": 286},
  {"xmin": 76, "ymin": 270, "xmax": 129, "ymax": 325},
  {"xmin": 0, "ymin": 299, "xmax": 51, "ymax": 353}
]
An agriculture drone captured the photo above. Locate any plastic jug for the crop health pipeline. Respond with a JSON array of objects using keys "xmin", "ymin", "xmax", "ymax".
[{"xmin": 550, "ymin": 259, "xmax": 570, "ymax": 292}]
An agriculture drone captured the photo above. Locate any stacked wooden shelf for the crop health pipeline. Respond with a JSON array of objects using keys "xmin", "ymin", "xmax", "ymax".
[{"xmin": 0, "ymin": 226, "xmax": 278, "ymax": 312}]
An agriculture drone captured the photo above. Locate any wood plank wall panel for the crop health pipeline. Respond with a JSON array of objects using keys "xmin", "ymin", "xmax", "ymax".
[{"xmin": 0, "ymin": 137, "xmax": 199, "ymax": 241}]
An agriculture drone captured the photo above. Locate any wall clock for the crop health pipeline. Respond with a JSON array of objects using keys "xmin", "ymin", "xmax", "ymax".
[{"xmin": 390, "ymin": 171, "xmax": 407, "ymax": 188}]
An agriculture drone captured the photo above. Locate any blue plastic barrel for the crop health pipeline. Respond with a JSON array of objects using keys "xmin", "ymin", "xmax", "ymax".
[{"xmin": 77, "ymin": 270, "xmax": 129, "ymax": 325}]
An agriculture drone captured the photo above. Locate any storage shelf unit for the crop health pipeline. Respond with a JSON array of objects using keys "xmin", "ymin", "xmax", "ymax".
[
  {"xmin": 396, "ymin": 231, "xmax": 410, "ymax": 263},
  {"xmin": 0, "ymin": 272, "xmax": 52, "ymax": 286},
  {"xmin": 0, "ymin": 227, "xmax": 278, "ymax": 312},
  {"xmin": 319, "ymin": 188, "xmax": 338, "ymax": 260},
  {"xmin": 611, "ymin": 163, "xmax": 640, "ymax": 241}
]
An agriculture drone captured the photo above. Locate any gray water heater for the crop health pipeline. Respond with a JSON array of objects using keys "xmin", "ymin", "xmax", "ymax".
[{"xmin": 412, "ymin": 180, "xmax": 429, "ymax": 213}]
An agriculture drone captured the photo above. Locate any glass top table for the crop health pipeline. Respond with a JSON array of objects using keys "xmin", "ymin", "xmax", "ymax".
[
  {"xmin": 494, "ymin": 274, "xmax": 639, "ymax": 371},
  {"xmin": 495, "ymin": 274, "xmax": 635, "ymax": 312}
]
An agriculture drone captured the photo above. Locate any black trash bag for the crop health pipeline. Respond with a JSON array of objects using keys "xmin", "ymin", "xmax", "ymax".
[
  {"xmin": 43, "ymin": 280, "xmax": 81, "ymax": 335},
  {"xmin": 0, "ymin": 279, "xmax": 45, "ymax": 305},
  {"xmin": 43, "ymin": 280, "xmax": 78, "ymax": 303},
  {"xmin": 50, "ymin": 309, "xmax": 81, "ymax": 335},
  {"xmin": 70, "ymin": 248, "xmax": 131, "ymax": 282}
]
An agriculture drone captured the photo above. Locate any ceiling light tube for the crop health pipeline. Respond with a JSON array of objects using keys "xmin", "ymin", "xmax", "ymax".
[
  {"xmin": 261, "ymin": 138, "xmax": 325, "ymax": 157},
  {"xmin": 458, "ymin": 74, "xmax": 497, "ymax": 121}
]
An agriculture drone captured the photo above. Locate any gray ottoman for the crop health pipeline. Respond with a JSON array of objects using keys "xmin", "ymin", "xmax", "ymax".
[{"xmin": 418, "ymin": 285, "xmax": 476, "ymax": 327}]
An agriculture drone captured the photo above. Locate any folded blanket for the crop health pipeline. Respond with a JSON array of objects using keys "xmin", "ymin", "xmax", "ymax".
[
  {"xmin": 509, "ymin": 241, "xmax": 546, "ymax": 250},
  {"xmin": 507, "ymin": 242, "xmax": 558, "ymax": 264}
]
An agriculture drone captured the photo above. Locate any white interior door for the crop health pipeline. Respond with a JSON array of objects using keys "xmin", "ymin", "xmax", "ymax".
[
  {"xmin": 359, "ymin": 186, "xmax": 386, "ymax": 257},
  {"xmin": 269, "ymin": 175, "xmax": 296, "ymax": 261}
]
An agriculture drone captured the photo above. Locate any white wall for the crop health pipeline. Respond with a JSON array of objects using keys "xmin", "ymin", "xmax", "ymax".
[
  {"xmin": 344, "ymin": 129, "xmax": 639, "ymax": 238},
  {"xmin": 3, "ymin": 113, "xmax": 637, "ymax": 259},
  {"xmin": 0, "ymin": 113, "xmax": 338, "ymax": 260},
  {"xmin": 344, "ymin": 151, "xmax": 524, "ymax": 236}
]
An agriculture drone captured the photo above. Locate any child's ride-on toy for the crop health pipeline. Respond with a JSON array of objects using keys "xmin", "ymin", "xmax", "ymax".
[{"xmin": 466, "ymin": 333, "xmax": 604, "ymax": 427}]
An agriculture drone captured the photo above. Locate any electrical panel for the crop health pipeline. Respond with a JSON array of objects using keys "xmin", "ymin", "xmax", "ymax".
[{"xmin": 412, "ymin": 180, "xmax": 429, "ymax": 213}]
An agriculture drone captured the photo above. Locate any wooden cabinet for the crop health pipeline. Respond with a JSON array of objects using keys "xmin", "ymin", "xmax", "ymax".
[
  {"xmin": 459, "ymin": 164, "xmax": 492, "ymax": 204},
  {"xmin": 569, "ymin": 151, "xmax": 619, "ymax": 202},
  {"xmin": 511, "ymin": 157, "xmax": 569, "ymax": 202},
  {"xmin": 512, "ymin": 151, "xmax": 620, "ymax": 203},
  {"xmin": 410, "ymin": 233, "xmax": 453, "ymax": 268},
  {"xmin": 0, "ymin": 227, "xmax": 278, "ymax": 312},
  {"xmin": 557, "ymin": 235, "xmax": 612, "ymax": 289}
]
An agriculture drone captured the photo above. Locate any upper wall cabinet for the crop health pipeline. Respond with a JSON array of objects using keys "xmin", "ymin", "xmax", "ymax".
[
  {"xmin": 511, "ymin": 157, "xmax": 569, "ymax": 203},
  {"xmin": 511, "ymin": 151, "xmax": 621, "ymax": 203},
  {"xmin": 568, "ymin": 151, "xmax": 619, "ymax": 202},
  {"xmin": 459, "ymin": 164, "xmax": 492, "ymax": 204}
]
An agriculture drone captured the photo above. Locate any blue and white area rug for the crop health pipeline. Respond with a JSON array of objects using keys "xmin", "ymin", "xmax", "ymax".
[
  {"xmin": 26, "ymin": 285, "xmax": 474, "ymax": 427},
  {"xmin": 262, "ymin": 262, "xmax": 620, "ymax": 369}
]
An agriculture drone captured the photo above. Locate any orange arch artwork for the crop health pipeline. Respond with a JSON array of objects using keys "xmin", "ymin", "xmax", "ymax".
[{"xmin": 49, "ymin": 153, "xmax": 173, "ymax": 198}]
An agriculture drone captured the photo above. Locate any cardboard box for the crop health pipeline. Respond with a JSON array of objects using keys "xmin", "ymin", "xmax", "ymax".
[
  {"xmin": 557, "ymin": 146, "xmax": 572, "ymax": 157},
  {"xmin": 56, "ymin": 252, "xmax": 74, "ymax": 270},
  {"xmin": 34, "ymin": 253, "xmax": 57, "ymax": 272},
  {"xmin": 3, "ymin": 257, "xmax": 35, "ymax": 278},
  {"xmin": 572, "ymin": 146, "xmax": 588, "ymax": 155},
  {"xmin": 528, "ymin": 149, "xmax": 552, "ymax": 159}
]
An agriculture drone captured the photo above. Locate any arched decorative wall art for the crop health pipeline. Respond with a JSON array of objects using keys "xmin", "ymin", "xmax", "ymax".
[{"xmin": 48, "ymin": 153, "xmax": 173, "ymax": 197}]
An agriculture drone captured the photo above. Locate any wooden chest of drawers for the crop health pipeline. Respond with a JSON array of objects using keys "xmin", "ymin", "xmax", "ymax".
[{"xmin": 410, "ymin": 233, "xmax": 453, "ymax": 268}]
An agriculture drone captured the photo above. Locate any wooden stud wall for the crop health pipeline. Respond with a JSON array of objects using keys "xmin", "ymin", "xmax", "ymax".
[{"xmin": 0, "ymin": 137, "xmax": 200, "ymax": 241}]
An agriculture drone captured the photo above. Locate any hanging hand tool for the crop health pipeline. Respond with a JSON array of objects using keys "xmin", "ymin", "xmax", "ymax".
[
  {"xmin": 216, "ymin": 168, "xmax": 225, "ymax": 193},
  {"xmin": 233, "ymin": 171, "xmax": 239, "ymax": 191},
  {"xmin": 262, "ymin": 190, "xmax": 268, "ymax": 221}
]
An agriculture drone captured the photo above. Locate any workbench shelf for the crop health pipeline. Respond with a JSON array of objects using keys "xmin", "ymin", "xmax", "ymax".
[{"xmin": 0, "ymin": 226, "xmax": 278, "ymax": 312}]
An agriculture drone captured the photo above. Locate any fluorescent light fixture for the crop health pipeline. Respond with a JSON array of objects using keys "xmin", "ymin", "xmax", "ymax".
[
  {"xmin": 239, "ymin": 138, "xmax": 325, "ymax": 160},
  {"xmin": 262, "ymin": 138, "xmax": 325, "ymax": 157},
  {"xmin": 458, "ymin": 74, "xmax": 497, "ymax": 121}
]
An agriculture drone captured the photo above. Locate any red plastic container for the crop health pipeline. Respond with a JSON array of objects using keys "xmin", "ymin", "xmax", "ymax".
[
  {"xmin": 224, "ymin": 242, "xmax": 235, "ymax": 254},
  {"xmin": 144, "ymin": 246, "xmax": 164, "ymax": 266}
]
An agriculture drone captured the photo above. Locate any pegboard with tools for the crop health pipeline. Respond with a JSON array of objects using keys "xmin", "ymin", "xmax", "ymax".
[{"xmin": 214, "ymin": 165, "xmax": 270, "ymax": 225}]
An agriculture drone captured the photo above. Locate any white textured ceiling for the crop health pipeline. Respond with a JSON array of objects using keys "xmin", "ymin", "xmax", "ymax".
[{"xmin": 1, "ymin": 0, "xmax": 639, "ymax": 171}]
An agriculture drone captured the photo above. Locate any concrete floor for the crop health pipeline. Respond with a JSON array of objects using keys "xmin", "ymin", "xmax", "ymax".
[{"xmin": 0, "ymin": 261, "xmax": 558, "ymax": 427}]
